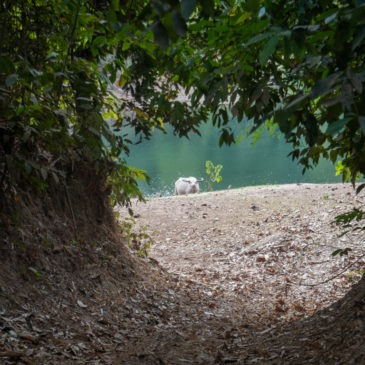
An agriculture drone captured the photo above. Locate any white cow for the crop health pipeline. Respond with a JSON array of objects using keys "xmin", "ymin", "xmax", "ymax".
[{"xmin": 174, "ymin": 177, "xmax": 204, "ymax": 195}]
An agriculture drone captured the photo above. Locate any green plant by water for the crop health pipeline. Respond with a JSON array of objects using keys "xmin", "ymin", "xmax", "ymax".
[{"xmin": 205, "ymin": 160, "xmax": 223, "ymax": 192}]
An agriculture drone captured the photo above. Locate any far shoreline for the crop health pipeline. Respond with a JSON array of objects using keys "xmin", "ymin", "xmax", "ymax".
[{"xmin": 143, "ymin": 182, "xmax": 356, "ymax": 200}]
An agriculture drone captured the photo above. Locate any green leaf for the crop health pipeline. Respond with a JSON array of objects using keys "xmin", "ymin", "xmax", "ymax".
[
  {"xmin": 29, "ymin": 68, "xmax": 43, "ymax": 77},
  {"xmin": 347, "ymin": 70, "xmax": 363, "ymax": 94},
  {"xmin": 40, "ymin": 167, "xmax": 48, "ymax": 181},
  {"xmin": 275, "ymin": 109, "xmax": 292, "ymax": 133},
  {"xmin": 237, "ymin": 11, "xmax": 251, "ymax": 24},
  {"xmin": 218, "ymin": 128, "xmax": 234, "ymax": 146},
  {"xmin": 117, "ymin": 74, "xmax": 127, "ymax": 86},
  {"xmin": 93, "ymin": 36, "xmax": 107, "ymax": 47},
  {"xmin": 88, "ymin": 126, "xmax": 101, "ymax": 136},
  {"xmin": 246, "ymin": 0, "xmax": 260, "ymax": 13},
  {"xmin": 219, "ymin": 133, "xmax": 224, "ymax": 147},
  {"xmin": 152, "ymin": 21, "xmax": 169, "ymax": 49},
  {"xmin": 54, "ymin": 109, "xmax": 68, "ymax": 121},
  {"xmin": 326, "ymin": 117, "xmax": 353, "ymax": 136},
  {"xmin": 331, "ymin": 248, "xmax": 352, "ymax": 256},
  {"xmin": 112, "ymin": 0, "xmax": 119, "ymax": 11},
  {"xmin": 331, "ymin": 249, "xmax": 342, "ymax": 256},
  {"xmin": 52, "ymin": 172, "xmax": 59, "ymax": 184},
  {"xmin": 324, "ymin": 11, "xmax": 337, "ymax": 24},
  {"xmin": 311, "ymin": 73, "xmax": 341, "ymax": 99},
  {"xmin": 122, "ymin": 41, "xmax": 130, "ymax": 51},
  {"xmin": 61, "ymin": 0, "xmax": 71, "ymax": 8},
  {"xmin": 91, "ymin": 36, "xmax": 107, "ymax": 55},
  {"xmin": 46, "ymin": 51, "xmax": 59, "ymax": 60},
  {"xmin": 24, "ymin": 161, "xmax": 32, "ymax": 174},
  {"xmin": 0, "ymin": 57, "xmax": 15, "ymax": 73},
  {"xmin": 28, "ymin": 267, "xmax": 43, "ymax": 277},
  {"xmin": 5, "ymin": 73, "xmax": 18, "ymax": 87},
  {"xmin": 172, "ymin": 10, "xmax": 187, "ymax": 37},
  {"xmin": 199, "ymin": 0, "xmax": 214, "ymax": 16},
  {"xmin": 359, "ymin": 116, "xmax": 365, "ymax": 136},
  {"xmin": 352, "ymin": 25, "xmax": 365, "ymax": 51},
  {"xmin": 259, "ymin": 35, "xmax": 279, "ymax": 66},
  {"xmin": 245, "ymin": 32, "xmax": 273, "ymax": 46},
  {"xmin": 181, "ymin": 0, "xmax": 196, "ymax": 20},
  {"xmin": 356, "ymin": 183, "xmax": 365, "ymax": 194},
  {"xmin": 330, "ymin": 150, "xmax": 338, "ymax": 164},
  {"xmin": 161, "ymin": 13, "xmax": 179, "ymax": 42},
  {"xmin": 285, "ymin": 93, "xmax": 309, "ymax": 111}
]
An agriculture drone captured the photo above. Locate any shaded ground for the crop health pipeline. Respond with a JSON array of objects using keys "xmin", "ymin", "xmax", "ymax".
[{"xmin": 0, "ymin": 183, "xmax": 364, "ymax": 364}]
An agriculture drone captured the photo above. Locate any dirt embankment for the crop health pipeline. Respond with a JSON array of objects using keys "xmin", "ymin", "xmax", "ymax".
[{"xmin": 1, "ymin": 182, "xmax": 364, "ymax": 364}]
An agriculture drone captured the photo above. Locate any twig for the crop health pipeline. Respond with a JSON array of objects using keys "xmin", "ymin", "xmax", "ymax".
[
  {"xmin": 287, "ymin": 252, "xmax": 365, "ymax": 287},
  {"xmin": 0, "ymin": 165, "xmax": 7, "ymax": 191},
  {"xmin": 0, "ymin": 350, "xmax": 26, "ymax": 358},
  {"xmin": 64, "ymin": 0, "xmax": 81, "ymax": 67},
  {"xmin": 57, "ymin": 0, "xmax": 81, "ymax": 103},
  {"xmin": 50, "ymin": 156, "xmax": 63, "ymax": 168},
  {"xmin": 0, "ymin": 350, "xmax": 35, "ymax": 365},
  {"xmin": 63, "ymin": 183, "xmax": 78, "ymax": 241}
]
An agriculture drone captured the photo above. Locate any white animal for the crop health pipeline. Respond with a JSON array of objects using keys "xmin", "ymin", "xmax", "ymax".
[{"xmin": 174, "ymin": 177, "xmax": 204, "ymax": 195}]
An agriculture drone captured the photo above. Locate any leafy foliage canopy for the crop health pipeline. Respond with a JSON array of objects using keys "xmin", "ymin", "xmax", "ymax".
[{"xmin": 1, "ymin": 0, "xmax": 364, "ymax": 204}]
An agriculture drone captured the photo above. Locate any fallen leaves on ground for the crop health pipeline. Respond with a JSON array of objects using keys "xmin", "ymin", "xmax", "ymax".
[{"xmin": 1, "ymin": 183, "xmax": 364, "ymax": 364}]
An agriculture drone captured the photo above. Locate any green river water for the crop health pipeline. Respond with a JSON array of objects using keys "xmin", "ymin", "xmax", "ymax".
[{"xmin": 125, "ymin": 123, "xmax": 341, "ymax": 197}]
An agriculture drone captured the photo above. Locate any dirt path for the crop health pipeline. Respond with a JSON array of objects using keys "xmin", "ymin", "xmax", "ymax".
[
  {"xmin": 116, "ymin": 183, "xmax": 365, "ymax": 363},
  {"xmin": 123, "ymin": 183, "xmax": 364, "ymax": 319}
]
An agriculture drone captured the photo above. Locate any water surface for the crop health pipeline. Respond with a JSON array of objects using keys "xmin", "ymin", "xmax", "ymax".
[{"xmin": 125, "ymin": 123, "xmax": 341, "ymax": 197}]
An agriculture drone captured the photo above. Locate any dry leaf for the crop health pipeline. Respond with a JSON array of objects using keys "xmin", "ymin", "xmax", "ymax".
[
  {"xmin": 305, "ymin": 342, "xmax": 322, "ymax": 349},
  {"xmin": 77, "ymin": 300, "xmax": 87, "ymax": 308}
]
